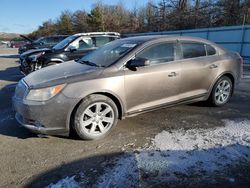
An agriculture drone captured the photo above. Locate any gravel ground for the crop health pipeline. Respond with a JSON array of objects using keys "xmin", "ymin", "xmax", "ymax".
[{"xmin": 0, "ymin": 47, "xmax": 249, "ymax": 188}]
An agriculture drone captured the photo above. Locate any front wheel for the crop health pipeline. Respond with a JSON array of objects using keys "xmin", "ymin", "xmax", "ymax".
[
  {"xmin": 208, "ymin": 76, "xmax": 233, "ymax": 106},
  {"xmin": 73, "ymin": 94, "xmax": 118, "ymax": 140}
]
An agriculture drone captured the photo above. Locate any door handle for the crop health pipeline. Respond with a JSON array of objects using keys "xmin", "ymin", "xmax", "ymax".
[
  {"xmin": 209, "ymin": 64, "xmax": 218, "ymax": 69},
  {"xmin": 168, "ymin": 72, "xmax": 177, "ymax": 77}
]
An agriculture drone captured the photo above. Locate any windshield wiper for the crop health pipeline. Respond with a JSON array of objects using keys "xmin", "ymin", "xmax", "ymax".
[{"xmin": 78, "ymin": 60, "xmax": 104, "ymax": 67}]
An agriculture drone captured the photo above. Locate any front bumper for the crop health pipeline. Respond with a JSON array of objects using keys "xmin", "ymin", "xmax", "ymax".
[
  {"xmin": 15, "ymin": 113, "xmax": 67, "ymax": 135},
  {"xmin": 12, "ymin": 93, "xmax": 77, "ymax": 136},
  {"xmin": 19, "ymin": 59, "xmax": 31, "ymax": 75}
]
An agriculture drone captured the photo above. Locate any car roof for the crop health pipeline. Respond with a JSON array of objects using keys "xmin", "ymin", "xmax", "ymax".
[
  {"xmin": 42, "ymin": 35, "xmax": 69, "ymax": 38},
  {"xmin": 120, "ymin": 35, "xmax": 226, "ymax": 54},
  {"xmin": 120, "ymin": 35, "xmax": 215, "ymax": 44}
]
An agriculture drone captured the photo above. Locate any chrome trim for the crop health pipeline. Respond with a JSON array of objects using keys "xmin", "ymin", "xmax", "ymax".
[{"xmin": 73, "ymin": 32, "xmax": 120, "ymax": 37}]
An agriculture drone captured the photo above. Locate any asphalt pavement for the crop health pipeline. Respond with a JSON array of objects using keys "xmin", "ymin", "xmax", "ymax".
[{"xmin": 0, "ymin": 47, "xmax": 249, "ymax": 187}]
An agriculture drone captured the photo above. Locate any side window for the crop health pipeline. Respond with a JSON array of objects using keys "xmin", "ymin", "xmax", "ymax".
[
  {"xmin": 78, "ymin": 38, "xmax": 94, "ymax": 50},
  {"xmin": 95, "ymin": 36, "xmax": 111, "ymax": 47},
  {"xmin": 68, "ymin": 37, "xmax": 93, "ymax": 50},
  {"xmin": 39, "ymin": 38, "xmax": 48, "ymax": 45},
  {"xmin": 205, "ymin": 44, "xmax": 216, "ymax": 56},
  {"xmin": 50, "ymin": 37, "xmax": 60, "ymax": 44},
  {"xmin": 181, "ymin": 42, "xmax": 206, "ymax": 59},
  {"xmin": 136, "ymin": 42, "xmax": 175, "ymax": 65},
  {"xmin": 109, "ymin": 37, "xmax": 117, "ymax": 42},
  {"xmin": 45, "ymin": 37, "xmax": 54, "ymax": 45}
]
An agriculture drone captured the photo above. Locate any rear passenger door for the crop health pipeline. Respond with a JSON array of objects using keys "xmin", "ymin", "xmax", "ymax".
[{"xmin": 178, "ymin": 41, "xmax": 219, "ymax": 99}]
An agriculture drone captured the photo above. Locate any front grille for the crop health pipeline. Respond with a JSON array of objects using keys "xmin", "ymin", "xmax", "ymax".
[
  {"xmin": 21, "ymin": 59, "xmax": 27, "ymax": 67},
  {"xmin": 15, "ymin": 80, "xmax": 28, "ymax": 99}
]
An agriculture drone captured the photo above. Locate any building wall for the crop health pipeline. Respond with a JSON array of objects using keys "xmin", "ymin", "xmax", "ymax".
[{"xmin": 124, "ymin": 25, "xmax": 250, "ymax": 64}]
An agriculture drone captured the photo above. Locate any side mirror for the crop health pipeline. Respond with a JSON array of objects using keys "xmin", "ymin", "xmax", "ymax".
[
  {"xmin": 69, "ymin": 46, "xmax": 77, "ymax": 52},
  {"xmin": 126, "ymin": 58, "xmax": 150, "ymax": 70}
]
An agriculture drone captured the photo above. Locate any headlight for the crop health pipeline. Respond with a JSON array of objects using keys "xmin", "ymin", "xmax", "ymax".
[
  {"xmin": 26, "ymin": 84, "xmax": 65, "ymax": 101},
  {"xmin": 29, "ymin": 52, "xmax": 45, "ymax": 62}
]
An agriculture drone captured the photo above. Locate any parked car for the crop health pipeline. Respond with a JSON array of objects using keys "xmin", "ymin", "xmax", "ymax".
[
  {"xmin": 19, "ymin": 32, "xmax": 120, "ymax": 75},
  {"xmin": 10, "ymin": 40, "xmax": 28, "ymax": 48},
  {"xmin": 18, "ymin": 35, "xmax": 68, "ymax": 54},
  {"xmin": 13, "ymin": 36, "xmax": 242, "ymax": 140}
]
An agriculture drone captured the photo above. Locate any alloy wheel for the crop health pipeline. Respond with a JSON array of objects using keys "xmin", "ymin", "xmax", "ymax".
[
  {"xmin": 214, "ymin": 80, "xmax": 231, "ymax": 104},
  {"xmin": 79, "ymin": 102, "xmax": 115, "ymax": 136}
]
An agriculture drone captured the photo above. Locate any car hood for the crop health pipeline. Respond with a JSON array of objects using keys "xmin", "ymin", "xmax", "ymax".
[
  {"xmin": 20, "ymin": 48, "xmax": 50, "ymax": 57},
  {"xmin": 20, "ymin": 35, "xmax": 33, "ymax": 43},
  {"xmin": 23, "ymin": 60, "xmax": 103, "ymax": 89}
]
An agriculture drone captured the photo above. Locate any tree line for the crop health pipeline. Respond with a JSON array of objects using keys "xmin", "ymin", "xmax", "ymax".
[{"xmin": 29, "ymin": 0, "xmax": 250, "ymax": 38}]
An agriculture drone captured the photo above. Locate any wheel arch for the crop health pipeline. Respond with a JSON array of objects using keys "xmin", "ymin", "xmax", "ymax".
[
  {"xmin": 67, "ymin": 91, "xmax": 124, "ymax": 134},
  {"xmin": 45, "ymin": 58, "xmax": 64, "ymax": 65},
  {"xmin": 208, "ymin": 71, "xmax": 235, "ymax": 98}
]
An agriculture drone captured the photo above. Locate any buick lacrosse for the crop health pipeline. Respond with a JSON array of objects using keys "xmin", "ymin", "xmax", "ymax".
[{"xmin": 13, "ymin": 36, "xmax": 242, "ymax": 140}]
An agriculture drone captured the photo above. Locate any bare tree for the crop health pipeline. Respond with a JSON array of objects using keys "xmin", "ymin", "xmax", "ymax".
[{"xmin": 29, "ymin": 0, "xmax": 250, "ymax": 38}]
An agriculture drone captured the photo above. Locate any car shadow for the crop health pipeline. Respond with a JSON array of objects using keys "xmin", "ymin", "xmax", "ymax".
[
  {"xmin": 0, "ymin": 54, "xmax": 19, "ymax": 59},
  {"xmin": 0, "ymin": 115, "xmax": 37, "ymax": 139},
  {"xmin": 0, "ymin": 66, "xmax": 23, "ymax": 82},
  {"xmin": 25, "ymin": 144, "xmax": 250, "ymax": 188},
  {"xmin": 0, "ymin": 83, "xmax": 37, "ymax": 139},
  {"xmin": 188, "ymin": 101, "xmax": 209, "ymax": 107}
]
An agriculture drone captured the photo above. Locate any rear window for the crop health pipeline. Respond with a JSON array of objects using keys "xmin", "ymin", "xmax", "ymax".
[
  {"xmin": 109, "ymin": 37, "xmax": 118, "ymax": 42},
  {"xmin": 205, "ymin": 44, "xmax": 216, "ymax": 55},
  {"xmin": 94, "ymin": 36, "xmax": 111, "ymax": 47},
  {"xmin": 181, "ymin": 42, "xmax": 206, "ymax": 59}
]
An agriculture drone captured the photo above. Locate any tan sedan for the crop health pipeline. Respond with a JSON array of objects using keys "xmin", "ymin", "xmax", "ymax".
[{"xmin": 13, "ymin": 36, "xmax": 242, "ymax": 140}]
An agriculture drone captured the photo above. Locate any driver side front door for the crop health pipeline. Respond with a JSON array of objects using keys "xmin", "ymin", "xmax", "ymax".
[{"xmin": 124, "ymin": 41, "xmax": 181, "ymax": 115}]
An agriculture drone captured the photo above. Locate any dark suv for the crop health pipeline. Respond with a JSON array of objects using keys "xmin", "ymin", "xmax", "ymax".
[
  {"xmin": 18, "ymin": 35, "xmax": 68, "ymax": 54},
  {"xmin": 19, "ymin": 32, "xmax": 120, "ymax": 75}
]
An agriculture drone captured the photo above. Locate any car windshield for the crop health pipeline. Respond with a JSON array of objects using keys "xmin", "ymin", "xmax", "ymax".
[
  {"xmin": 78, "ymin": 40, "xmax": 139, "ymax": 67},
  {"xmin": 33, "ymin": 37, "xmax": 45, "ymax": 44},
  {"xmin": 53, "ymin": 35, "xmax": 78, "ymax": 50}
]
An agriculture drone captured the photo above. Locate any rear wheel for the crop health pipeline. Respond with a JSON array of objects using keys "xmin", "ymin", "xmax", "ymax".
[
  {"xmin": 73, "ymin": 94, "xmax": 118, "ymax": 140},
  {"xmin": 208, "ymin": 76, "xmax": 233, "ymax": 106}
]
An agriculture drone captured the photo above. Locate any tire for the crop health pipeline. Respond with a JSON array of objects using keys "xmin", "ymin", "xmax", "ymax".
[
  {"xmin": 208, "ymin": 76, "xmax": 233, "ymax": 107},
  {"xmin": 73, "ymin": 94, "xmax": 119, "ymax": 140}
]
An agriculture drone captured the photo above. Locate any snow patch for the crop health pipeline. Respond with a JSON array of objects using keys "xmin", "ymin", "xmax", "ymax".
[
  {"xmin": 48, "ymin": 119, "xmax": 250, "ymax": 187},
  {"xmin": 97, "ymin": 153, "xmax": 139, "ymax": 187},
  {"xmin": 46, "ymin": 176, "xmax": 80, "ymax": 188},
  {"xmin": 154, "ymin": 119, "xmax": 250, "ymax": 151}
]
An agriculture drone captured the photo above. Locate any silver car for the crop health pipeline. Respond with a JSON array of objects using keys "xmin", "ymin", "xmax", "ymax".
[{"xmin": 13, "ymin": 36, "xmax": 242, "ymax": 140}]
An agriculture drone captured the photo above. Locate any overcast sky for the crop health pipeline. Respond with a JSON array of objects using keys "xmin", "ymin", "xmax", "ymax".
[{"xmin": 0, "ymin": 0, "xmax": 155, "ymax": 34}]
